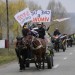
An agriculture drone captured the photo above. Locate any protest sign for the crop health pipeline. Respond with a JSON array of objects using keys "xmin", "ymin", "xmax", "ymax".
[
  {"xmin": 31, "ymin": 10, "xmax": 51, "ymax": 22},
  {"xmin": 14, "ymin": 8, "xmax": 32, "ymax": 26}
]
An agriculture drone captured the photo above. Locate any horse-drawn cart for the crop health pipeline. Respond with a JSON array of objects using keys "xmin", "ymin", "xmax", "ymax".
[
  {"xmin": 51, "ymin": 34, "xmax": 66, "ymax": 52},
  {"xmin": 15, "ymin": 36, "xmax": 54, "ymax": 71}
]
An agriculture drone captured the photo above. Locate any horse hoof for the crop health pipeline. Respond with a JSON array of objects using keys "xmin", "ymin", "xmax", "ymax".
[
  {"xmin": 19, "ymin": 68, "xmax": 25, "ymax": 72},
  {"xmin": 19, "ymin": 69, "xmax": 23, "ymax": 72}
]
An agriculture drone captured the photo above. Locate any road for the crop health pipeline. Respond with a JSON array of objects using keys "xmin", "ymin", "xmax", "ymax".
[{"xmin": 0, "ymin": 46, "xmax": 75, "ymax": 75}]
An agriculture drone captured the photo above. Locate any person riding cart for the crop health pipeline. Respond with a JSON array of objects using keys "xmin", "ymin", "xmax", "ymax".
[
  {"xmin": 52, "ymin": 28, "xmax": 61, "ymax": 52},
  {"xmin": 67, "ymin": 35, "xmax": 73, "ymax": 47},
  {"xmin": 22, "ymin": 22, "xmax": 30, "ymax": 37},
  {"xmin": 37, "ymin": 22, "xmax": 45, "ymax": 39},
  {"xmin": 53, "ymin": 28, "xmax": 61, "ymax": 36}
]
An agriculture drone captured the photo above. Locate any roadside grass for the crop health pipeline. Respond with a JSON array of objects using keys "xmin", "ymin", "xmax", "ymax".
[{"xmin": 0, "ymin": 48, "xmax": 16, "ymax": 65}]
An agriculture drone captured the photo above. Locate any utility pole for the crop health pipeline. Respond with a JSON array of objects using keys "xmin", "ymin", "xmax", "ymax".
[
  {"xmin": 0, "ymin": 18, "xmax": 2, "ymax": 40},
  {"xmin": 6, "ymin": 0, "xmax": 9, "ymax": 49}
]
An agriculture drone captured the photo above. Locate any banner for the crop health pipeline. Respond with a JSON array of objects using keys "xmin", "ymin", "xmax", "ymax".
[
  {"xmin": 31, "ymin": 10, "xmax": 51, "ymax": 22},
  {"xmin": 53, "ymin": 18, "xmax": 70, "ymax": 22},
  {"xmin": 14, "ymin": 8, "xmax": 32, "ymax": 26}
]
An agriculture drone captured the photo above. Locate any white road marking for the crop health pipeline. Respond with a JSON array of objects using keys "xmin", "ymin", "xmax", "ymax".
[
  {"xmin": 64, "ymin": 57, "xmax": 67, "ymax": 60},
  {"xmin": 69, "ymin": 53, "xmax": 73, "ymax": 55},
  {"xmin": 53, "ymin": 64, "xmax": 59, "ymax": 68}
]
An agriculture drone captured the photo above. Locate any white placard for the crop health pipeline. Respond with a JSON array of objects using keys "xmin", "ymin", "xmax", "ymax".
[
  {"xmin": 31, "ymin": 10, "xmax": 51, "ymax": 22},
  {"xmin": 0, "ymin": 40, "xmax": 5, "ymax": 48},
  {"xmin": 14, "ymin": 8, "xmax": 32, "ymax": 26}
]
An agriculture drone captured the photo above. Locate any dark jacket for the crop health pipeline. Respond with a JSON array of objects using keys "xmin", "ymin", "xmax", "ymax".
[
  {"xmin": 22, "ymin": 28, "xmax": 29, "ymax": 37},
  {"xmin": 53, "ymin": 30, "xmax": 61, "ymax": 36},
  {"xmin": 37, "ymin": 27, "xmax": 45, "ymax": 39},
  {"xmin": 22, "ymin": 28, "xmax": 37, "ymax": 37}
]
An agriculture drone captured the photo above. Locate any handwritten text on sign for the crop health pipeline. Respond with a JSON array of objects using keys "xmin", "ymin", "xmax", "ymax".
[
  {"xmin": 14, "ymin": 8, "xmax": 32, "ymax": 26},
  {"xmin": 31, "ymin": 10, "xmax": 51, "ymax": 22}
]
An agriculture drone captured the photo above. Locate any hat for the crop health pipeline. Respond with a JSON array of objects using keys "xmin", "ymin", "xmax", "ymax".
[
  {"xmin": 24, "ymin": 22, "xmax": 27, "ymax": 25},
  {"xmin": 23, "ymin": 24, "xmax": 27, "ymax": 29},
  {"xmin": 23, "ymin": 22, "xmax": 28, "ymax": 28}
]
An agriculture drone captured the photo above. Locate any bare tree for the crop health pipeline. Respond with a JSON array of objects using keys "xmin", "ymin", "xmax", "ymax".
[
  {"xmin": 0, "ymin": 0, "xmax": 27, "ymax": 40},
  {"xmin": 27, "ymin": 1, "xmax": 41, "ymax": 11},
  {"xmin": 47, "ymin": 0, "xmax": 69, "ymax": 34}
]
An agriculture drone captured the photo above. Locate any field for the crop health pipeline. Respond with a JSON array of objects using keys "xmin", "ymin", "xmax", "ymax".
[{"xmin": 0, "ymin": 48, "xmax": 16, "ymax": 65}]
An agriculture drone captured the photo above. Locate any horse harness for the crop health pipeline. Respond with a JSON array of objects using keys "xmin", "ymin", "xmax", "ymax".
[{"xmin": 32, "ymin": 36, "xmax": 45, "ymax": 50}]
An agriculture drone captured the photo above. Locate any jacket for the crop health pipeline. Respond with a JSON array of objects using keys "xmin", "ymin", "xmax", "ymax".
[{"xmin": 37, "ymin": 27, "xmax": 45, "ymax": 39}]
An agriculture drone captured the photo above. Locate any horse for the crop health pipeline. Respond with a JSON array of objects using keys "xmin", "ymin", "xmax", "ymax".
[
  {"xmin": 15, "ymin": 36, "xmax": 31, "ymax": 71},
  {"xmin": 30, "ymin": 36, "xmax": 46, "ymax": 69},
  {"xmin": 15, "ymin": 34, "xmax": 46, "ymax": 70},
  {"xmin": 21, "ymin": 34, "xmax": 46, "ymax": 69}
]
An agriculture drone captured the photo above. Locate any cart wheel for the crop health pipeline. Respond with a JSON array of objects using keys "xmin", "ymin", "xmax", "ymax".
[
  {"xmin": 63, "ymin": 45, "xmax": 66, "ymax": 52},
  {"xmin": 51, "ymin": 56, "xmax": 54, "ymax": 67},
  {"xmin": 46, "ymin": 56, "xmax": 52, "ymax": 69}
]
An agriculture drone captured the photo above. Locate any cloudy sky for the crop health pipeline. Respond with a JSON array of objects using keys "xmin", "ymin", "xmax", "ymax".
[{"xmin": 27, "ymin": 0, "xmax": 75, "ymax": 13}]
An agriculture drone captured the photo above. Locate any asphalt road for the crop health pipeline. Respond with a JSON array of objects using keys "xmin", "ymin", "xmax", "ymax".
[{"xmin": 0, "ymin": 46, "xmax": 75, "ymax": 75}]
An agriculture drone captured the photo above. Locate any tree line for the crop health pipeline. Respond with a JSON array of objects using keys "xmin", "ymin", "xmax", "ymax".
[{"xmin": 0, "ymin": 0, "xmax": 70, "ymax": 45}]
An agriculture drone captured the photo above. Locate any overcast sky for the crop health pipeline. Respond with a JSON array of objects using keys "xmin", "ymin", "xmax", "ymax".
[{"xmin": 26, "ymin": 0, "xmax": 75, "ymax": 13}]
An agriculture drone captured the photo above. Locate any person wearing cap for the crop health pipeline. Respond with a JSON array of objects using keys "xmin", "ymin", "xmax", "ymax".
[
  {"xmin": 37, "ymin": 22, "xmax": 45, "ymax": 39},
  {"xmin": 53, "ymin": 28, "xmax": 61, "ymax": 36},
  {"xmin": 22, "ymin": 22, "xmax": 30, "ymax": 37}
]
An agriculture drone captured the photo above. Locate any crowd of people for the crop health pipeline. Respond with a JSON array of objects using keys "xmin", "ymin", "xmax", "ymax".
[
  {"xmin": 15, "ymin": 22, "xmax": 74, "ymax": 71},
  {"xmin": 16, "ymin": 21, "xmax": 74, "ymax": 52}
]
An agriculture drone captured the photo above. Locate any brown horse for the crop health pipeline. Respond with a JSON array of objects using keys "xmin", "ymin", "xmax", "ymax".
[
  {"xmin": 23, "ymin": 34, "xmax": 46, "ymax": 69},
  {"xmin": 15, "ymin": 35, "xmax": 46, "ymax": 70},
  {"xmin": 15, "ymin": 36, "xmax": 32, "ymax": 71},
  {"xmin": 31, "ymin": 37, "xmax": 46, "ymax": 69}
]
